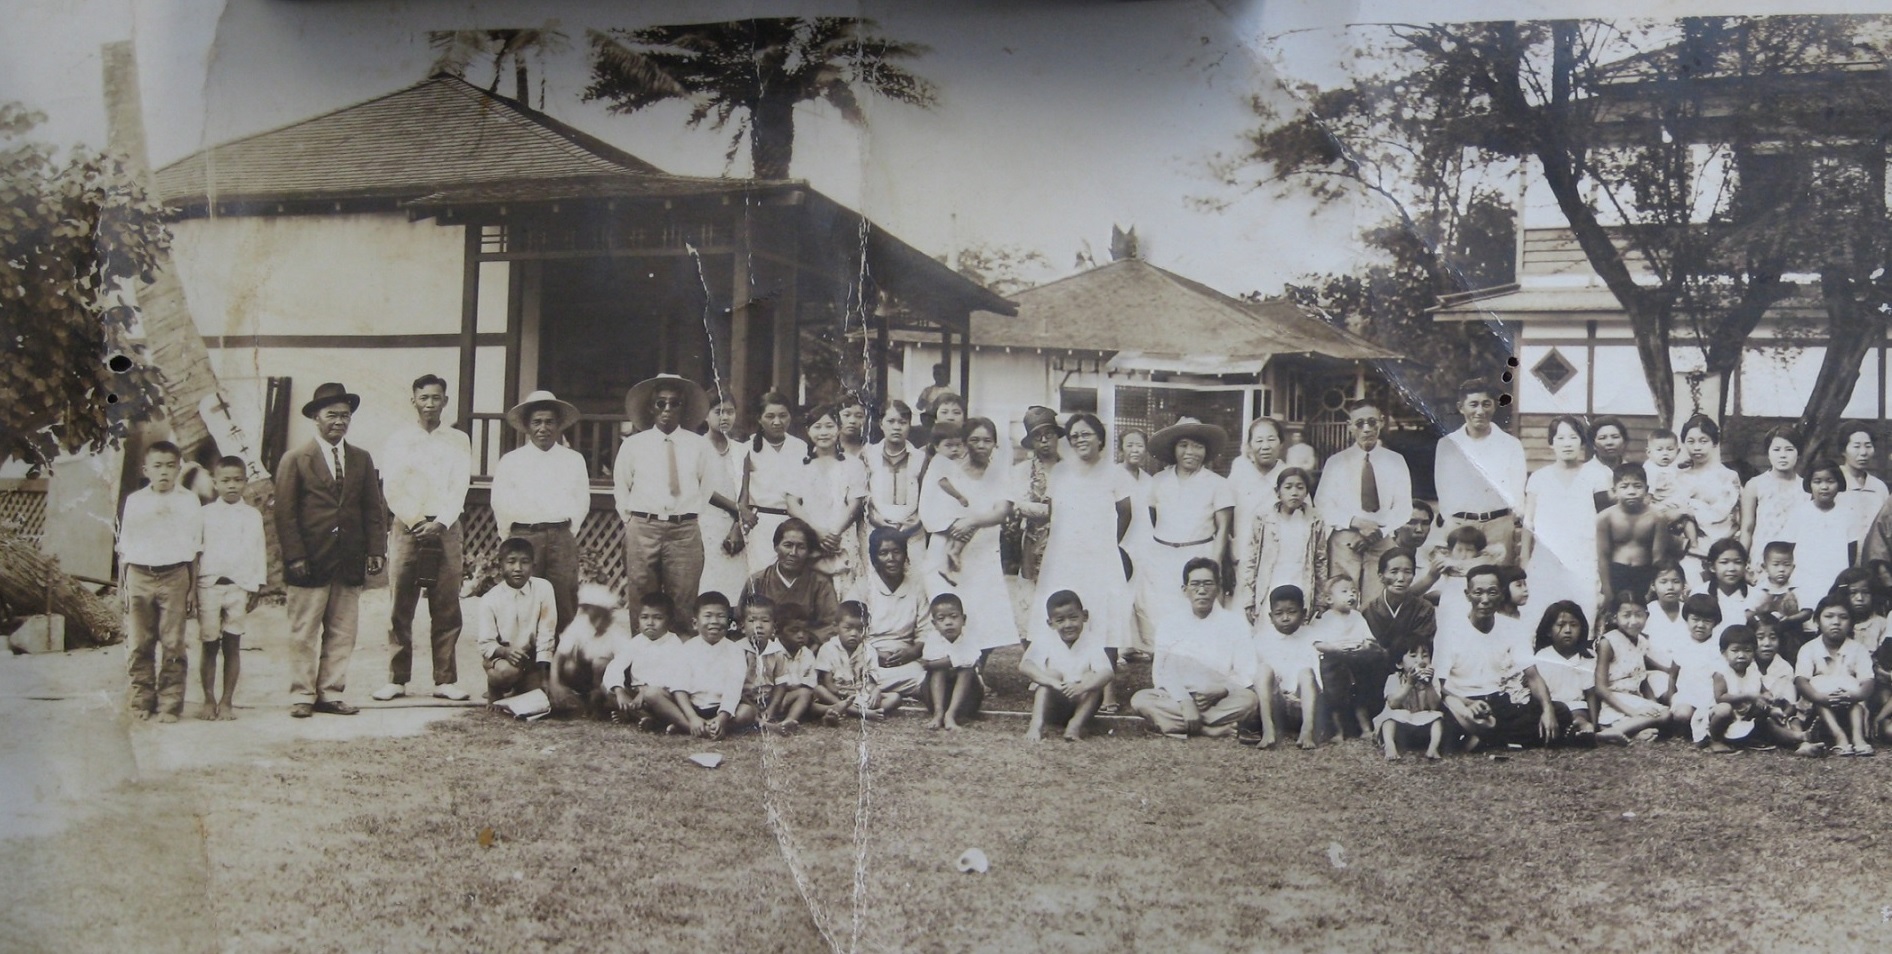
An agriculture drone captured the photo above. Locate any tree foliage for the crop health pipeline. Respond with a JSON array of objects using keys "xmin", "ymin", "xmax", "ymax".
[
  {"xmin": 0, "ymin": 103, "xmax": 167, "ymax": 471},
  {"xmin": 1239, "ymin": 15, "xmax": 1892, "ymax": 443},
  {"xmin": 954, "ymin": 242, "xmax": 1052, "ymax": 298},
  {"xmin": 427, "ymin": 28, "xmax": 571, "ymax": 106},
  {"xmin": 582, "ymin": 18, "xmax": 938, "ymax": 179}
]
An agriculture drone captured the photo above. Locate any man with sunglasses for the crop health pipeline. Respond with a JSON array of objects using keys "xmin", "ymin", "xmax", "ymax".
[
  {"xmin": 613, "ymin": 374, "xmax": 744, "ymax": 625},
  {"xmin": 1314, "ymin": 401, "xmax": 1413, "ymax": 604}
]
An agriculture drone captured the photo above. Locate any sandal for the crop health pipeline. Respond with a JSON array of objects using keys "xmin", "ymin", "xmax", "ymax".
[{"xmin": 1098, "ymin": 703, "xmax": 1120, "ymax": 715}]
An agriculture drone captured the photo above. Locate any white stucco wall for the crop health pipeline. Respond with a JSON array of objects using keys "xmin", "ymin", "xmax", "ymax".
[{"xmin": 170, "ymin": 213, "xmax": 468, "ymax": 337}]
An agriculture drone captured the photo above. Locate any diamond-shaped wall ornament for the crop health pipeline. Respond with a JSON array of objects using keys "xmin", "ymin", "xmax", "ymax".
[{"xmin": 1532, "ymin": 349, "xmax": 1578, "ymax": 394}]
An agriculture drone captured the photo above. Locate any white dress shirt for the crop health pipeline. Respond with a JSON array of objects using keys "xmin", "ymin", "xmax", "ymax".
[
  {"xmin": 490, "ymin": 442, "xmax": 592, "ymax": 534},
  {"xmin": 1435, "ymin": 425, "xmax": 1526, "ymax": 518},
  {"xmin": 380, "ymin": 422, "xmax": 472, "ymax": 529},
  {"xmin": 476, "ymin": 577, "xmax": 559, "ymax": 661},
  {"xmin": 117, "ymin": 486, "xmax": 204, "ymax": 567},
  {"xmin": 612, "ymin": 425, "xmax": 717, "ymax": 518},
  {"xmin": 1314, "ymin": 442, "xmax": 1413, "ymax": 535},
  {"xmin": 1152, "ymin": 607, "xmax": 1255, "ymax": 698},
  {"xmin": 197, "ymin": 498, "xmax": 267, "ymax": 590}
]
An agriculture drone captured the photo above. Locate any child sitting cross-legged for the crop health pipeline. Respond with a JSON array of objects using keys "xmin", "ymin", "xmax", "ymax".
[
  {"xmin": 921, "ymin": 593, "xmax": 983, "ymax": 730},
  {"xmin": 1796, "ymin": 593, "xmax": 1876, "ymax": 756},
  {"xmin": 1018, "ymin": 590, "xmax": 1114, "ymax": 742},
  {"xmin": 764, "ymin": 614, "xmax": 820, "ymax": 730},
  {"xmin": 602, "ymin": 591, "xmax": 689, "ymax": 729},
  {"xmin": 1374, "ymin": 638, "xmax": 1443, "ymax": 760},
  {"xmin": 1752, "ymin": 613, "xmax": 1823, "ymax": 756},
  {"xmin": 1593, "ymin": 590, "xmax": 1670, "ymax": 745},
  {"xmin": 1530, "ymin": 600, "xmax": 1598, "ymax": 746},
  {"xmin": 548, "ymin": 583, "xmax": 634, "ymax": 717},
  {"xmin": 662, "ymin": 592, "xmax": 759, "ymax": 739},
  {"xmin": 813, "ymin": 602, "xmax": 902, "ymax": 723},
  {"xmin": 477, "ymin": 536, "xmax": 557, "ymax": 703}
]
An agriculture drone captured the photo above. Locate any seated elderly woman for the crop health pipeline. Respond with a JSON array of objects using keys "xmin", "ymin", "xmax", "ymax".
[{"xmin": 739, "ymin": 517, "xmax": 842, "ymax": 639}]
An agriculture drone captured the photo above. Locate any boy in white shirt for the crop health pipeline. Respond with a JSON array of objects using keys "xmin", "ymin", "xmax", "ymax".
[
  {"xmin": 664, "ymin": 593, "xmax": 757, "ymax": 739},
  {"xmin": 1703, "ymin": 625, "xmax": 1766, "ymax": 753},
  {"xmin": 1018, "ymin": 590, "xmax": 1114, "ymax": 742},
  {"xmin": 196, "ymin": 456, "xmax": 265, "ymax": 720},
  {"xmin": 603, "ymin": 591, "xmax": 688, "ymax": 729},
  {"xmin": 1665, "ymin": 593, "xmax": 1726, "ymax": 740},
  {"xmin": 1309, "ymin": 577, "xmax": 1382, "ymax": 740},
  {"xmin": 1795, "ymin": 594, "xmax": 1877, "ymax": 755},
  {"xmin": 813, "ymin": 602, "xmax": 899, "ymax": 723},
  {"xmin": 765, "ymin": 614, "xmax": 819, "ymax": 729},
  {"xmin": 550, "ymin": 583, "xmax": 635, "ymax": 717},
  {"xmin": 922, "ymin": 593, "xmax": 984, "ymax": 730},
  {"xmin": 1252, "ymin": 585, "xmax": 1316, "ymax": 749},
  {"xmin": 477, "ymin": 537, "xmax": 558, "ymax": 702},
  {"xmin": 118, "ymin": 441, "xmax": 203, "ymax": 723}
]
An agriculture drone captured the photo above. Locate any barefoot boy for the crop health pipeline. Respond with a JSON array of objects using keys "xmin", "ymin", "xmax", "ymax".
[
  {"xmin": 477, "ymin": 536, "xmax": 557, "ymax": 702},
  {"xmin": 1795, "ymin": 594, "xmax": 1877, "ymax": 755},
  {"xmin": 764, "ymin": 615, "xmax": 819, "ymax": 729},
  {"xmin": 1019, "ymin": 590, "xmax": 1114, "ymax": 741},
  {"xmin": 118, "ymin": 441, "xmax": 203, "ymax": 724},
  {"xmin": 921, "ymin": 593, "xmax": 983, "ymax": 729},
  {"xmin": 196, "ymin": 456, "xmax": 264, "ymax": 720},
  {"xmin": 1310, "ymin": 577, "xmax": 1382, "ymax": 740},
  {"xmin": 1753, "ymin": 614, "xmax": 1823, "ymax": 756},
  {"xmin": 1596, "ymin": 464, "xmax": 1670, "ymax": 604},
  {"xmin": 814, "ymin": 602, "xmax": 900, "ymax": 722},
  {"xmin": 1253, "ymin": 585, "xmax": 1318, "ymax": 748}
]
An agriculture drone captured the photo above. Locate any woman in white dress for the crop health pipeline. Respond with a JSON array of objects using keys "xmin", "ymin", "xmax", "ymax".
[
  {"xmin": 697, "ymin": 387, "xmax": 752, "ymax": 602},
  {"xmin": 1118, "ymin": 428, "xmax": 1157, "ymax": 656},
  {"xmin": 1738, "ymin": 424, "xmax": 1806, "ymax": 558},
  {"xmin": 787, "ymin": 404, "xmax": 869, "ymax": 596},
  {"xmin": 741, "ymin": 391, "xmax": 808, "ymax": 574},
  {"xmin": 1031, "ymin": 413, "xmax": 1135, "ymax": 646},
  {"xmin": 1144, "ymin": 417, "xmax": 1234, "ymax": 621},
  {"xmin": 1674, "ymin": 414, "xmax": 1743, "ymax": 572},
  {"xmin": 1226, "ymin": 417, "xmax": 1289, "ymax": 606},
  {"xmin": 918, "ymin": 417, "xmax": 1019, "ymax": 655},
  {"xmin": 862, "ymin": 400, "xmax": 928, "ymax": 569},
  {"xmin": 1522, "ymin": 415, "xmax": 1611, "ymax": 619}
]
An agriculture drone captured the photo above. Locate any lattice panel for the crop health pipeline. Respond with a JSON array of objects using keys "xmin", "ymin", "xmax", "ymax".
[
  {"xmin": 461, "ymin": 501, "xmax": 626, "ymax": 595},
  {"xmin": 0, "ymin": 489, "xmax": 48, "ymax": 542}
]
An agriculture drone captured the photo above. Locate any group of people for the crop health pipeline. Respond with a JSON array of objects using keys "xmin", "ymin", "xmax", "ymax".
[{"xmin": 112, "ymin": 370, "xmax": 1892, "ymax": 758}]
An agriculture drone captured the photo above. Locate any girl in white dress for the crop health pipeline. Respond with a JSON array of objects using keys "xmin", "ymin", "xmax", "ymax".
[
  {"xmin": 787, "ymin": 405, "xmax": 868, "ymax": 596},
  {"xmin": 1117, "ymin": 428, "xmax": 1159, "ymax": 656},
  {"xmin": 1786, "ymin": 459, "xmax": 1870, "ymax": 601},
  {"xmin": 1030, "ymin": 412, "xmax": 1135, "ymax": 704},
  {"xmin": 742, "ymin": 392, "xmax": 808, "ymax": 574},
  {"xmin": 697, "ymin": 388, "xmax": 752, "ymax": 602},
  {"xmin": 1739, "ymin": 425, "xmax": 1806, "ymax": 560},
  {"xmin": 1593, "ymin": 590, "xmax": 1671, "ymax": 743},
  {"xmin": 1643, "ymin": 559, "xmax": 1693, "ymax": 700},
  {"xmin": 1522, "ymin": 416, "xmax": 1611, "ymax": 619}
]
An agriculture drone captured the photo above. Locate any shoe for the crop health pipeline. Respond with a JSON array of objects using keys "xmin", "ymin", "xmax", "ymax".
[
  {"xmin": 1857, "ymin": 744, "xmax": 1876, "ymax": 757},
  {"xmin": 313, "ymin": 700, "xmax": 360, "ymax": 716},
  {"xmin": 433, "ymin": 685, "xmax": 470, "ymax": 701},
  {"xmin": 290, "ymin": 703, "xmax": 314, "ymax": 718},
  {"xmin": 372, "ymin": 684, "xmax": 406, "ymax": 701}
]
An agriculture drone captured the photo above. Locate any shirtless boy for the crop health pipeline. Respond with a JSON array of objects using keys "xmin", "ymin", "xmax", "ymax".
[{"xmin": 1597, "ymin": 464, "xmax": 1670, "ymax": 604}]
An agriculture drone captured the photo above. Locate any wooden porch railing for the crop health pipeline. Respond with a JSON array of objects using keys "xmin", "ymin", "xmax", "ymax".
[{"xmin": 469, "ymin": 412, "xmax": 630, "ymax": 482}]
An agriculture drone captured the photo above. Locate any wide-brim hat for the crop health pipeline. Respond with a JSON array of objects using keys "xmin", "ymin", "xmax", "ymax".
[
  {"xmin": 624, "ymin": 374, "xmax": 709, "ymax": 431},
  {"xmin": 576, "ymin": 582, "xmax": 620, "ymax": 610},
  {"xmin": 505, "ymin": 390, "xmax": 580, "ymax": 434},
  {"xmin": 1019, "ymin": 405, "xmax": 1064, "ymax": 449},
  {"xmin": 300, "ymin": 382, "xmax": 360, "ymax": 419},
  {"xmin": 1149, "ymin": 417, "xmax": 1228, "ymax": 466}
]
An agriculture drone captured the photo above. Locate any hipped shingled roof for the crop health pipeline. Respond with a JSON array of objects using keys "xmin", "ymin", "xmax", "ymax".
[
  {"xmin": 154, "ymin": 75, "xmax": 765, "ymax": 210},
  {"xmin": 968, "ymin": 258, "xmax": 1395, "ymax": 361}
]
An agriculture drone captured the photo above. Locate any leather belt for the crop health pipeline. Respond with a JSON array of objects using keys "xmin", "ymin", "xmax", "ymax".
[
  {"xmin": 126, "ymin": 561, "xmax": 192, "ymax": 573},
  {"xmin": 1451, "ymin": 508, "xmax": 1512, "ymax": 522},
  {"xmin": 1154, "ymin": 537, "xmax": 1214, "ymax": 549},
  {"xmin": 629, "ymin": 511, "xmax": 696, "ymax": 523},
  {"xmin": 509, "ymin": 520, "xmax": 571, "ymax": 532}
]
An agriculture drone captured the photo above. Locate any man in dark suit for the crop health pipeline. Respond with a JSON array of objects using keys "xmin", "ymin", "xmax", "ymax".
[{"xmin": 276, "ymin": 382, "xmax": 388, "ymax": 718}]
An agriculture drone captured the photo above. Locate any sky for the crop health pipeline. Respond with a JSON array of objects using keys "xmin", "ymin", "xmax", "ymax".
[{"xmin": 5, "ymin": 0, "xmax": 1891, "ymax": 297}]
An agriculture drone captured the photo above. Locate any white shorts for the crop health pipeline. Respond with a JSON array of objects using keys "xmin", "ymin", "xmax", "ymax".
[{"xmin": 195, "ymin": 581, "xmax": 249, "ymax": 641}]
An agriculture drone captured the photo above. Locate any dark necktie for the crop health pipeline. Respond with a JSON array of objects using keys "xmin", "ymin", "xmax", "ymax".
[
  {"xmin": 1360, "ymin": 449, "xmax": 1380, "ymax": 513},
  {"xmin": 666, "ymin": 436, "xmax": 681, "ymax": 499},
  {"xmin": 331, "ymin": 444, "xmax": 345, "ymax": 485}
]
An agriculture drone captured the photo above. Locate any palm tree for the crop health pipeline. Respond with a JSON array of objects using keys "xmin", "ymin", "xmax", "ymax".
[
  {"xmin": 583, "ymin": 18, "xmax": 938, "ymax": 179},
  {"xmin": 428, "ymin": 28, "xmax": 571, "ymax": 106}
]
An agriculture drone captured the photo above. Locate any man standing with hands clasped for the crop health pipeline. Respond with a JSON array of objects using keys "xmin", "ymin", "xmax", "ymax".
[
  {"xmin": 374, "ymin": 374, "xmax": 472, "ymax": 703},
  {"xmin": 612, "ymin": 374, "xmax": 744, "ymax": 621},
  {"xmin": 275, "ymin": 382, "xmax": 387, "ymax": 718},
  {"xmin": 1315, "ymin": 401, "xmax": 1413, "ymax": 605}
]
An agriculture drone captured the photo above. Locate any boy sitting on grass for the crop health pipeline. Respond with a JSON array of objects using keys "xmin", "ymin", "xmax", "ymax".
[
  {"xmin": 765, "ymin": 615, "xmax": 819, "ymax": 730},
  {"xmin": 1018, "ymin": 590, "xmax": 1114, "ymax": 742},
  {"xmin": 1664, "ymin": 593, "xmax": 1725, "ymax": 741},
  {"xmin": 663, "ymin": 593, "xmax": 758, "ymax": 739},
  {"xmin": 1795, "ymin": 594, "xmax": 1876, "ymax": 756},
  {"xmin": 737, "ymin": 596, "xmax": 782, "ymax": 721},
  {"xmin": 1595, "ymin": 463, "xmax": 1670, "ymax": 604},
  {"xmin": 921, "ymin": 593, "xmax": 984, "ymax": 730},
  {"xmin": 603, "ymin": 591, "xmax": 688, "ymax": 729},
  {"xmin": 549, "ymin": 583, "xmax": 633, "ymax": 717},
  {"xmin": 477, "ymin": 537, "xmax": 557, "ymax": 703},
  {"xmin": 1752, "ymin": 614, "xmax": 1823, "ymax": 757},
  {"xmin": 196, "ymin": 456, "xmax": 265, "ymax": 720},
  {"xmin": 1253, "ymin": 584, "xmax": 1317, "ymax": 749},
  {"xmin": 814, "ymin": 602, "xmax": 901, "ymax": 723}
]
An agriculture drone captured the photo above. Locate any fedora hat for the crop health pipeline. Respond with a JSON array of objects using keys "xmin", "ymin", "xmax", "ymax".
[
  {"xmin": 300, "ymin": 382, "xmax": 360, "ymax": 419},
  {"xmin": 505, "ymin": 390, "xmax": 580, "ymax": 434},
  {"xmin": 625, "ymin": 374, "xmax": 709, "ymax": 431},
  {"xmin": 1149, "ymin": 416, "xmax": 1228, "ymax": 466},
  {"xmin": 1019, "ymin": 406, "xmax": 1064, "ymax": 450}
]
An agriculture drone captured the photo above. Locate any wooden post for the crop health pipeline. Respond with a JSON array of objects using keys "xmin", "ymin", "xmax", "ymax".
[
  {"xmin": 730, "ymin": 222, "xmax": 752, "ymax": 422},
  {"xmin": 458, "ymin": 226, "xmax": 480, "ymax": 434},
  {"xmin": 874, "ymin": 314, "xmax": 891, "ymax": 416},
  {"xmin": 958, "ymin": 319, "xmax": 972, "ymax": 407},
  {"xmin": 771, "ymin": 208, "xmax": 800, "ymax": 399}
]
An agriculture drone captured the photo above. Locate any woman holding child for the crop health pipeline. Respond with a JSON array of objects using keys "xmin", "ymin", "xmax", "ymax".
[
  {"xmin": 1673, "ymin": 414, "xmax": 1743, "ymax": 567},
  {"xmin": 918, "ymin": 417, "xmax": 1019, "ymax": 655}
]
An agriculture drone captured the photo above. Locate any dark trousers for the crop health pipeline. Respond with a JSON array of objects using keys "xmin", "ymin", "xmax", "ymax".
[
  {"xmin": 484, "ymin": 653, "xmax": 544, "ymax": 701},
  {"xmin": 1453, "ymin": 692, "xmax": 1572, "ymax": 748},
  {"xmin": 511, "ymin": 523, "xmax": 580, "ymax": 634},
  {"xmin": 1319, "ymin": 643, "xmax": 1390, "ymax": 725},
  {"xmin": 387, "ymin": 522, "xmax": 464, "ymax": 686}
]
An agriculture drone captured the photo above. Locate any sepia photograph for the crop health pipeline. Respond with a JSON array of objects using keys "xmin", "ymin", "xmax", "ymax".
[{"xmin": 3, "ymin": 0, "xmax": 1892, "ymax": 950}]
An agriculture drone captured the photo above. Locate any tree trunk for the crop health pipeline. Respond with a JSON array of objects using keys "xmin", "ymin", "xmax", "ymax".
[
  {"xmin": 0, "ymin": 535, "xmax": 121, "ymax": 646},
  {"xmin": 1797, "ymin": 271, "xmax": 1886, "ymax": 460},
  {"xmin": 751, "ymin": 93, "xmax": 797, "ymax": 180}
]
